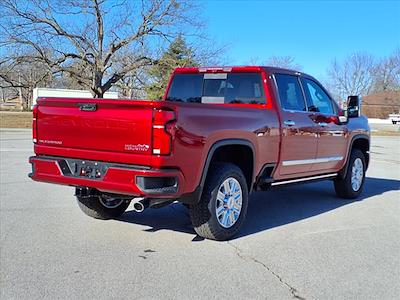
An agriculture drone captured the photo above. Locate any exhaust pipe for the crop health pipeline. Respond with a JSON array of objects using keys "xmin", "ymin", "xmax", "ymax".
[{"xmin": 131, "ymin": 198, "xmax": 149, "ymax": 213}]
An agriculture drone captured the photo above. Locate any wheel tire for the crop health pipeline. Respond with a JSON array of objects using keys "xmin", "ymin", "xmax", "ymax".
[
  {"xmin": 189, "ymin": 162, "xmax": 249, "ymax": 241},
  {"xmin": 76, "ymin": 195, "xmax": 130, "ymax": 220},
  {"xmin": 334, "ymin": 149, "xmax": 366, "ymax": 199}
]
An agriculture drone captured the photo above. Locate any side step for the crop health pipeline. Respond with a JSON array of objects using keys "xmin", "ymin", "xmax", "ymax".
[
  {"xmin": 255, "ymin": 173, "xmax": 338, "ymax": 191},
  {"xmin": 271, "ymin": 173, "xmax": 338, "ymax": 186}
]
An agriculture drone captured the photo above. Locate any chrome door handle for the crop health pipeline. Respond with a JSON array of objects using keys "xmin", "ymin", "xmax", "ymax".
[
  {"xmin": 284, "ymin": 120, "xmax": 296, "ymax": 126},
  {"xmin": 318, "ymin": 122, "xmax": 328, "ymax": 127}
]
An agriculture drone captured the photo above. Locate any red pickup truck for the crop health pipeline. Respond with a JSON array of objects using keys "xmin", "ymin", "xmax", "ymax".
[{"xmin": 29, "ymin": 66, "xmax": 370, "ymax": 240}]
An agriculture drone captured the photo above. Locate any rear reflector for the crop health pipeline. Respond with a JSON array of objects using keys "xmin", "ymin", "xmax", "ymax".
[
  {"xmin": 152, "ymin": 109, "xmax": 176, "ymax": 155},
  {"xmin": 32, "ymin": 105, "xmax": 38, "ymax": 143}
]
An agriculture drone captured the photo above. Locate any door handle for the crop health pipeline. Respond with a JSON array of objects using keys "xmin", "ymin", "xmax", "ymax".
[
  {"xmin": 283, "ymin": 120, "xmax": 296, "ymax": 126},
  {"xmin": 318, "ymin": 122, "xmax": 328, "ymax": 127}
]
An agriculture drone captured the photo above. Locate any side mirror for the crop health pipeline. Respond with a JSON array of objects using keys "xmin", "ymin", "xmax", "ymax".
[
  {"xmin": 336, "ymin": 101, "xmax": 348, "ymax": 124},
  {"xmin": 347, "ymin": 95, "xmax": 361, "ymax": 118},
  {"xmin": 338, "ymin": 114, "xmax": 348, "ymax": 124}
]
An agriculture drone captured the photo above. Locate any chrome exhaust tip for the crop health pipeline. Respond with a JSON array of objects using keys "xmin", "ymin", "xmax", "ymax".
[{"xmin": 131, "ymin": 198, "xmax": 148, "ymax": 213}]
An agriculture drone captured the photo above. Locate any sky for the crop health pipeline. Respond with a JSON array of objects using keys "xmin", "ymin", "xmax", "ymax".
[{"xmin": 202, "ymin": 0, "xmax": 400, "ymax": 79}]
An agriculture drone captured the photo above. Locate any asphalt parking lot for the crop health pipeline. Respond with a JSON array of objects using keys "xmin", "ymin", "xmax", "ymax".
[{"xmin": 1, "ymin": 129, "xmax": 399, "ymax": 300}]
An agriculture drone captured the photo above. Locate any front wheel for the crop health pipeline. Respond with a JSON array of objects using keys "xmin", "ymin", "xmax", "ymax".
[
  {"xmin": 189, "ymin": 163, "xmax": 249, "ymax": 241},
  {"xmin": 77, "ymin": 194, "xmax": 131, "ymax": 220},
  {"xmin": 334, "ymin": 149, "xmax": 366, "ymax": 199}
]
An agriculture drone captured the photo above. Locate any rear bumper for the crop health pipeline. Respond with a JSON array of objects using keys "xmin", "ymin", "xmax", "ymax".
[{"xmin": 29, "ymin": 156, "xmax": 185, "ymax": 198}]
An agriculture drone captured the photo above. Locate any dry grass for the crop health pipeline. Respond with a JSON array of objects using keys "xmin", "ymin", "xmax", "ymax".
[
  {"xmin": 0, "ymin": 112, "xmax": 32, "ymax": 128},
  {"xmin": 371, "ymin": 130, "xmax": 400, "ymax": 136}
]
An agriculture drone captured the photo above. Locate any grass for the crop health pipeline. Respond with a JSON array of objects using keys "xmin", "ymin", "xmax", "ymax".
[
  {"xmin": 371, "ymin": 130, "xmax": 400, "ymax": 136},
  {"xmin": 0, "ymin": 111, "xmax": 32, "ymax": 128}
]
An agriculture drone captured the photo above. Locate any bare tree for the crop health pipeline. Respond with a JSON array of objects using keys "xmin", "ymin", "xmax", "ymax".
[
  {"xmin": 371, "ymin": 48, "xmax": 400, "ymax": 92},
  {"xmin": 265, "ymin": 56, "xmax": 302, "ymax": 70},
  {"xmin": 327, "ymin": 52, "xmax": 374, "ymax": 99},
  {"xmin": 0, "ymin": 54, "xmax": 56, "ymax": 108},
  {"xmin": 0, "ymin": 0, "xmax": 199, "ymax": 98},
  {"xmin": 117, "ymin": 35, "xmax": 226, "ymax": 99}
]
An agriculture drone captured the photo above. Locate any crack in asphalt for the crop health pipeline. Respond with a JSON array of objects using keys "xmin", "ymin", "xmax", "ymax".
[{"xmin": 227, "ymin": 241, "xmax": 307, "ymax": 300}]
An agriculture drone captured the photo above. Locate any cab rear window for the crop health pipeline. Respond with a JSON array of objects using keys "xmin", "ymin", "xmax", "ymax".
[{"xmin": 166, "ymin": 72, "xmax": 265, "ymax": 104}]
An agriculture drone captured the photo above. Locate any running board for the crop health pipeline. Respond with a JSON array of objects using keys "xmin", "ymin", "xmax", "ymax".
[{"xmin": 271, "ymin": 173, "xmax": 338, "ymax": 186}]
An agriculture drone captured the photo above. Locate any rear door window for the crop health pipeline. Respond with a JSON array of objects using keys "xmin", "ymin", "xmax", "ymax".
[
  {"xmin": 166, "ymin": 72, "xmax": 265, "ymax": 104},
  {"xmin": 224, "ymin": 73, "xmax": 264, "ymax": 104},
  {"xmin": 274, "ymin": 74, "xmax": 307, "ymax": 111}
]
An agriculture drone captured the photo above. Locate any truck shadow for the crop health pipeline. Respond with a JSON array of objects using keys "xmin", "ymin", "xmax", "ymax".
[{"xmin": 117, "ymin": 177, "xmax": 399, "ymax": 241}]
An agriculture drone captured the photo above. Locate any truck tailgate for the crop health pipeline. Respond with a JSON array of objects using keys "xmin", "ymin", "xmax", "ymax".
[{"xmin": 36, "ymin": 98, "xmax": 155, "ymax": 155}]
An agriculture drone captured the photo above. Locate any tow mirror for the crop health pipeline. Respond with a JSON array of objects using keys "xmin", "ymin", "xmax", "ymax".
[{"xmin": 347, "ymin": 95, "xmax": 361, "ymax": 118}]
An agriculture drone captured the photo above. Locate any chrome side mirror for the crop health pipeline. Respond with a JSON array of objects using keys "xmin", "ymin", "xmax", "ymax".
[{"xmin": 338, "ymin": 115, "xmax": 348, "ymax": 123}]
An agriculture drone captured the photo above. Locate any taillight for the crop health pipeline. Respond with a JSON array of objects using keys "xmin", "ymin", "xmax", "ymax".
[
  {"xmin": 152, "ymin": 109, "xmax": 176, "ymax": 155},
  {"xmin": 32, "ymin": 105, "xmax": 38, "ymax": 143}
]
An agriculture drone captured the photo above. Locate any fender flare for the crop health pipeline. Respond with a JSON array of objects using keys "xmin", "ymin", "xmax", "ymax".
[
  {"xmin": 339, "ymin": 134, "xmax": 370, "ymax": 179},
  {"xmin": 179, "ymin": 139, "xmax": 256, "ymax": 205},
  {"xmin": 199, "ymin": 139, "xmax": 256, "ymax": 190}
]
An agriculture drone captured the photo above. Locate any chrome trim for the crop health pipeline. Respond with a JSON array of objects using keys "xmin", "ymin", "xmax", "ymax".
[
  {"xmin": 271, "ymin": 173, "xmax": 338, "ymax": 186},
  {"xmin": 331, "ymin": 131, "xmax": 345, "ymax": 137},
  {"xmin": 282, "ymin": 156, "xmax": 343, "ymax": 166},
  {"xmin": 283, "ymin": 120, "xmax": 296, "ymax": 126}
]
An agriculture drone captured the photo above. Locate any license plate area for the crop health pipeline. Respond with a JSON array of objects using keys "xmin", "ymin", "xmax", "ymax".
[{"xmin": 58, "ymin": 159, "xmax": 109, "ymax": 180}]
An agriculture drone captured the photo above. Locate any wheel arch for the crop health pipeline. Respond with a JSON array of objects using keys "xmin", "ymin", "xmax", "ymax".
[
  {"xmin": 200, "ymin": 139, "xmax": 256, "ymax": 193},
  {"xmin": 339, "ymin": 134, "xmax": 370, "ymax": 179}
]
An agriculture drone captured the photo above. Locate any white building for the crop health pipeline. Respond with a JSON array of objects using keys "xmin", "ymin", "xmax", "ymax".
[{"xmin": 32, "ymin": 88, "xmax": 119, "ymax": 108}]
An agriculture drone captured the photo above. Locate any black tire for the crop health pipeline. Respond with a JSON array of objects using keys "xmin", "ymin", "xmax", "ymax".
[
  {"xmin": 392, "ymin": 121, "xmax": 397, "ymax": 125},
  {"xmin": 189, "ymin": 162, "xmax": 249, "ymax": 241},
  {"xmin": 334, "ymin": 149, "xmax": 366, "ymax": 199},
  {"xmin": 76, "ymin": 195, "xmax": 130, "ymax": 220}
]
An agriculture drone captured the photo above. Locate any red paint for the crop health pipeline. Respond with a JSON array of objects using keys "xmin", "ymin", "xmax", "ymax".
[
  {"xmin": 29, "ymin": 157, "xmax": 185, "ymax": 197},
  {"xmin": 29, "ymin": 66, "xmax": 370, "ymax": 199}
]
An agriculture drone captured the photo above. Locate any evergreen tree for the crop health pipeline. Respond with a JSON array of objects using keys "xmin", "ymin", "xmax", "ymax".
[{"xmin": 146, "ymin": 35, "xmax": 198, "ymax": 100}]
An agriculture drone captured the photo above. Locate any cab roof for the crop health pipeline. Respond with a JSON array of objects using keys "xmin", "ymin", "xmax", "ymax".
[{"xmin": 173, "ymin": 66, "xmax": 316, "ymax": 82}]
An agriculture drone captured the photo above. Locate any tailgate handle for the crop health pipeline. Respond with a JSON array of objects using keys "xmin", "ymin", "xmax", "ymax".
[{"xmin": 78, "ymin": 103, "xmax": 97, "ymax": 112}]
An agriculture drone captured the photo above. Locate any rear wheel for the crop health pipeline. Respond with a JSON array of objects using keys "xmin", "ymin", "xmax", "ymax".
[
  {"xmin": 189, "ymin": 163, "xmax": 248, "ymax": 241},
  {"xmin": 76, "ymin": 194, "xmax": 131, "ymax": 220},
  {"xmin": 334, "ymin": 149, "xmax": 366, "ymax": 199}
]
